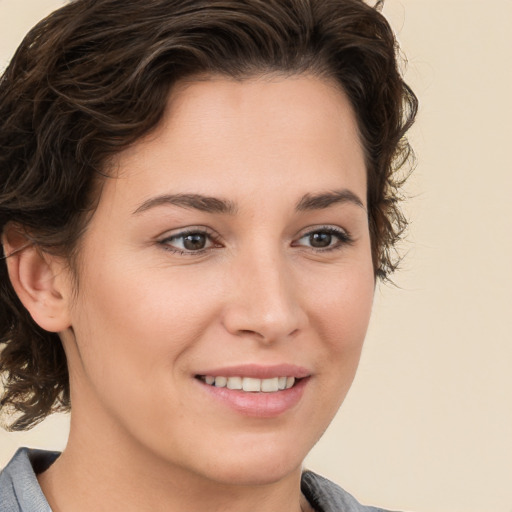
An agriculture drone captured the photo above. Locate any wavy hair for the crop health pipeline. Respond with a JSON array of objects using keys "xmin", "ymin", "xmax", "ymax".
[{"xmin": 0, "ymin": 0, "xmax": 417, "ymax": 430}]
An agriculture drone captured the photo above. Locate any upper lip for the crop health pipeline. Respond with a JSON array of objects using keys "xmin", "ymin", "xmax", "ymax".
[{"xmin": 195, "ymin": 364, "xmax": 311, "ymax": 379}]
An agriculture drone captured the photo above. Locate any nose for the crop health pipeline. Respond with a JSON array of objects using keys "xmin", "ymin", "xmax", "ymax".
[{"xmin": 221, "ymin": 250, "xmax": 308, "ymax": 344}]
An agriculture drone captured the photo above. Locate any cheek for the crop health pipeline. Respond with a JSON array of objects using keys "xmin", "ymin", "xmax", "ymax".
[
  {"xmin": 65, "ymin": 263, "xmax": 225, "ymax": 438},
  {"xmin": 309, "ymin": 259, "xmax": 374, "ymax": 340},
  {"xmin": 70, "ymin": 260, "xmax": 223, "ymax": 374},
  {"xmin": 308, "ymin": 258, "xmax": 374, "ymax": 389}
]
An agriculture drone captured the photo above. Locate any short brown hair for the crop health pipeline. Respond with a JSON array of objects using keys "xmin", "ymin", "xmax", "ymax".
[{"xmin": 0, "ymin": 0, "xmax": 417, "ymax": 430}]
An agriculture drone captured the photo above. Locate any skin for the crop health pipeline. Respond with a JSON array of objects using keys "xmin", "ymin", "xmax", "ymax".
[{"xmin": 11, "ymin": 74, "xmax": 375, "ymax": 511}]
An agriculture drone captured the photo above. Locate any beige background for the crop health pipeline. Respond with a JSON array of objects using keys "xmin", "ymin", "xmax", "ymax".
[{"xmin": 1, "ymin": 1, "xmax": 511, "ymax": 511}]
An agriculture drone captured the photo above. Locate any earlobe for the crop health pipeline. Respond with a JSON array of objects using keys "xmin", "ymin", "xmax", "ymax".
[{"xmin": 2, "ymin": 225, "xmax": 72, "ymax": 333}]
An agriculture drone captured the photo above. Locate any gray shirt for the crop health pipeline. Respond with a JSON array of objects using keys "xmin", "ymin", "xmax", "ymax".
[{"xmin": 0, "ymin": 448, "xmax": 397, "ymax": 511}]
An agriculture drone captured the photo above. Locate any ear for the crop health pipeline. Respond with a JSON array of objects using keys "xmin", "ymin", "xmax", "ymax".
[{"xmin": 2, "ymin": 225, "xmax": 72, "ymax": 333}]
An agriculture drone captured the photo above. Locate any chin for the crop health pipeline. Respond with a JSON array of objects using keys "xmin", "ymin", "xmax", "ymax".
[
  {"xmin": 193, "ymin": 436, "xmax": 309, "ymax": 487},
  {"xmin": 207, "ymin": 461, "xmax": 303, "ymax": 488}
]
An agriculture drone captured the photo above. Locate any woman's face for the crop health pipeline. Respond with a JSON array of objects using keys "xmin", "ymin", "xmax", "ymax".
[{"xmin": 60, "ymin": 75, "xmax": 375, "ymax": 485}]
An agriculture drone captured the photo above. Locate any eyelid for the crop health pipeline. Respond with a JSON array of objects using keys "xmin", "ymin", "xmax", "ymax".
[
  {"xmin": 156, "ymin": 224, "xmax": 353, "ymax": 255},
  {"xmin": 158, "ymin": 226, "xmax": 222, "ymax": 254},
  {"xmin": 292, "ymin": 225, "xmax": 354, "ymax": 250}
]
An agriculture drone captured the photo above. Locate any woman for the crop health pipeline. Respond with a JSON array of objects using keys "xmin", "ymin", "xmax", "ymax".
[{"xmin": 0, "ymin": 0, "xmax": 417, "ymax": 510}]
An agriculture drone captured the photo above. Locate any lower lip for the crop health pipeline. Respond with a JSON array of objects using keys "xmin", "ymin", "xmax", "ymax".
[{"xmin": 197, "ymin": 378, "xmax": 309, "ymax": 418}]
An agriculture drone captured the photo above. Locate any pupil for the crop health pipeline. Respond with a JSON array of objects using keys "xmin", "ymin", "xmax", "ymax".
[
  {"xmin": 183, "ymin": 234, "xmax": 206, "ymax": 250},
  {"xmin": 310, "ymin": 232, "xmax": 331, "ymax": 248}
]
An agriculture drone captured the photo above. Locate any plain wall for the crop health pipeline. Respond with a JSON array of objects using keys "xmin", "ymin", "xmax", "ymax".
[{"xmin": 1, "ymin": 2, "xmax": 511, "ymax": 511}]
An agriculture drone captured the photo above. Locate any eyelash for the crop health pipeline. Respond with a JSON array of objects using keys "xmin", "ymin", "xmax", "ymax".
[
  {"xmin": 293, "ymin": 226, "xmax": 354, "ymax": 252},
  {"xmin": 159, "ymin": 228, "xmax": 221, "ymax": 255},
  {"xmin": 158, "ymin": 226, "xmax": 353, "ymax": 255}
]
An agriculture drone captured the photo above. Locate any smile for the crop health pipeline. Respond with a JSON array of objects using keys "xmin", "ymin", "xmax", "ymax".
[{"xmin": 198, "ymin": 375, "xmax": 296, "ymax": 392}]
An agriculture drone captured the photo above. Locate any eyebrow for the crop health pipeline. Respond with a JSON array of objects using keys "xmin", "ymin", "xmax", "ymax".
[
  {"xmin": 132, "ymin": 193, "xmax": 238, "ymax": 215},
  {"xmin": 132, "ymin": 188, "xmax": 365, "ymax": 216},
  {"xmin": 295, "ymin": 189, "xmax": 365, "ymax": 211}
]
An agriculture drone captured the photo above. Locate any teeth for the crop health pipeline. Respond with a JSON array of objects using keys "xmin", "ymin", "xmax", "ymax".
[
  {"xmin": 261, "ymin": 377, "xmax": 279, "ymax": 392},
  {"xmin": 227, "ymin": 376, "xmax": 242, "ymax": 390},
  {"xmin": 214, "ymin": 376, "xmax": 227, "ymax": 387},
  {"xmin": 203, "ymin": 375, "xmax": 296, "ymax": 392},
  {"xmin": 243, "ymin": 377, "xmax": 261, "ymax": 392}
]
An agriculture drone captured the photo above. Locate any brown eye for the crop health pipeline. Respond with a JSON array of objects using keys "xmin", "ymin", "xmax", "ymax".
[
  {"xmin": 161, "ymin": 229, "xmax": 218, "ymax": 254},
  {"xmin": 309, "ymin": 232, "xmax": 332, "ymax": 248},
  {"xmin": 182, "ymin": 233, "xmax": 207, "ymax": 250},
  {"xmin": 294, "ymin": 227, "xmax": 353, "ymax": 251}
]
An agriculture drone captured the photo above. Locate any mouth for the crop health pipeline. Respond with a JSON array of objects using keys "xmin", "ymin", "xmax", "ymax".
[
  {"xmin": 193, "ymin": 364, "xmax": 310, "ymax": 416},
  {"xmin": 196, "ymin": 375, "xmax": 298, "ymax": 393}
]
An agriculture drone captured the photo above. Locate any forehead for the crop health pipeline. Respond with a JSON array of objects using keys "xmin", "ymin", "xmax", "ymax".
[
  {"xmin": 165, "ymin": 73, "xmax": 357, "ymax": 135},
  {"xmin": 102, "ymin": 74, "xmax": 366, "ymax": 213}
]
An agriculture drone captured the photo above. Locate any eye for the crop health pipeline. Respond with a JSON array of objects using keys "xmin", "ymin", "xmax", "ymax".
[
  {"xmin": 293, "ymin": 226, "xmax": 353, "ymax": 251},
  {"xmin": 159, "ymin": 228, "xmax": 220, "ymax": 254}
]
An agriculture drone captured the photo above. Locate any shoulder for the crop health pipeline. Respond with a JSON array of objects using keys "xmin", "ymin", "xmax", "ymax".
[
  {"xmin": 0, "ymin": 447, "xmax": 58, "ymax": 512},
  {"xmin": 301, "ymin": 470, "xmax": 401, "ymax": 512}
]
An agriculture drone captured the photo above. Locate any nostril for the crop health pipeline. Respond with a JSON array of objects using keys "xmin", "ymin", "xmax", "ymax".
[{"xmin": 238, "ymin": 329, "xmax": 263, "ymax": 337}]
